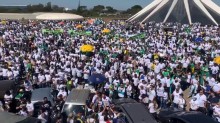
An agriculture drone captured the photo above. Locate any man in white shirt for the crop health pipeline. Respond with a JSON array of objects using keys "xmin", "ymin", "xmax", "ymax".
[
  {"xmin": 26, "ymin": 101, "xmax": 34, "ymax": 116},
  {"xmin": 211, "ymin": 64, "xmax": 219, "ymax": 78},
  {"xmin": 195, "ymin": 90, "xmax": 207, "ymax": 114},
  {"xmin": 172, "ymin": 88, "xmax": 182, "ymax": 108},
  {"xmin": 45, "ymin": 73, "xmax": 51, "ymax": 87},
  {"xmin": 213, "ymin": 103, "xmax": 220, "ymax": 122},
  {"xmin": 57, "ymin": 87, "xmax": 67, "ymax": 99},
  {"xmin": 38, "ymin": 73, "xmax": 46, "ymax": 88},
  {"xmin": 2, "ymin": 67, "xmax": 8, "ymax": 80},
  {"xmin": 83, "ymin": 67, "xmax": 90, "ymax": 83},
  {"xmin": 189, "ymin": 97, "xmax": 199, "ymax": 111}
]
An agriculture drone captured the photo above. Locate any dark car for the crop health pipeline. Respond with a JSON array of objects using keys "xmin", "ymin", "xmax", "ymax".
[
  {"xmin": 31, "ymin": 88, "xmax": 54, "ymax": 117},
  {"xmin": 113, "ymin": 98, "xmax": 157, "ymax": 123},
  {"xmin": 158, "ymin": 108, "xmax": 218, "ymax": 123},
  {"xmin": 0, "ymin": 111, "xmax": 41, "ymax": 123},
  {"xmin": 0, "ymin": 80, "xmax": 17, "ymax": 99}
]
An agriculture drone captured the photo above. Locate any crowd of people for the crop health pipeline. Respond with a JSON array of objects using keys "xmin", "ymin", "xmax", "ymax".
[{"xmin": 0, "ymin": 19, "xmax": 220, "ymax": 123}]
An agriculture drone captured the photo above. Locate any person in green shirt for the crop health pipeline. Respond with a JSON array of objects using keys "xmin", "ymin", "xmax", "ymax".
[
  {"xmin": 66, "ymin": 77, "xmax": 72, "ymax": 93},
  {"xmin": 190, "ymin": 62, "xmax": 195, "ymax": 73}
]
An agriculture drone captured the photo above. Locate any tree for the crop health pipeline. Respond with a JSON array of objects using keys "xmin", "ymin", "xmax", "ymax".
[
  {"xmin": 93, "ymin": 5, "xmax": 105, "ymax": 12},
  {"xmin": 126, "ymin": 5, "xmax": 142, "ymax": 14},
  {"xmin": 105, "ymin": 6, "xmax": 117, "ymax": 13},
  {"xmin": 44, "ymin": 2, "xmax": 52, "ymax": 12}
]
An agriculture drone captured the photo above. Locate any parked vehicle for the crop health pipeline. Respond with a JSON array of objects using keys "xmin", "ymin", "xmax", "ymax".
[
  {"xmin": 0, "ymin": 111, "xmax": 41, "ymax": 123},
  {"xmin": 61, "ymin": 89, "xmax": 91, "ymax": 117},
  {"xmin": 31, "ymin": 88, "xmax": 54, "ymax": 118},
  {"xmin": 158, "ymin": 108, "xmax": 218, "ymax": 123},
  {"xmin": 0, "ymin": 80, "xmax": 17, "ymax": 99},
  {"xmin": 112, "ymin": 98, "xmax": 158, "ymax": 123}
]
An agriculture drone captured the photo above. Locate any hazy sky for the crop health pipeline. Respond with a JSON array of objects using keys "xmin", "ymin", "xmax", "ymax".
[{"xmin": 0, "ymin": 0, "xmax": 220, "ymax": 10}]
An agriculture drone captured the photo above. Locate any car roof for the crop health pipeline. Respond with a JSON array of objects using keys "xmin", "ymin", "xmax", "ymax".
[
  {"xmin": 112, "ymin": 98, "xmax": 137, "ymax": 105},
  {"xmin": 0, "ymin": 80, "xmax": 14, "ymax": 98},
  {"xmin": 65, "ymin": 89, "xmax": 90, "ymax": 104},
  {"xmin": 31, "ymin": 88, "xmax": 52, "ymax": 103},
  {"xmin": 121, "ymin": 103, "xmax": 157, "ymax": 123},
  {"xmin": 160, "ymin": 110, "xmax": 217, "ymax": 123},
  {"xmin": 0, "ymin": 111, "xmax": 40, "ymax": 123}
]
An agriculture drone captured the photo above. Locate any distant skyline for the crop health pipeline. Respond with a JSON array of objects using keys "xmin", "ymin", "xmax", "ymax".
[{"xmin": 0, "ymin": 0, "xmax": 220, "ymax": 10}]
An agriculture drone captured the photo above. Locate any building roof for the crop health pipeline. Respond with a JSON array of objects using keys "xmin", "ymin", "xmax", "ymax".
[{"xmin": 128, "ymin": 0, "xmax": 220, "ymax": 25}]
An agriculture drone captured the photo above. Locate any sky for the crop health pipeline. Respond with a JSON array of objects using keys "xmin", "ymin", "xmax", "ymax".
[{"xmin": 0, "ymin": 0, "xmax": 220, "ymax": 10}]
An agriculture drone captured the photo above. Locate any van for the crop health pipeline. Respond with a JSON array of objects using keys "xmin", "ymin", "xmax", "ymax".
[{"xmin": 61, "ymin": 89, "xmax": 91, "ymax": 116}]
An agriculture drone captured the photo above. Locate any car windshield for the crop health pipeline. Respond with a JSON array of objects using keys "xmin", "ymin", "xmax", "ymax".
[{"xmin": 63, "ymin": 104, "xmax": 85, "ymax": 115}]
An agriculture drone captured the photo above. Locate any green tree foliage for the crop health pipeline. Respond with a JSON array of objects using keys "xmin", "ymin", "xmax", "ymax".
[
  {"xmin": 93, "ymin": 5, "xmax": 105, "ymax": 12},
  {"xmin": 126, "ymin": 5, "xmax": 142, "ymax": 14},
  {"xmin": 105, "ymin": 6, "xmax": 117, "ymax": 13},
  {"xmin": 0, "ymin": 3, "xmax": 143, "ymax": 18}
]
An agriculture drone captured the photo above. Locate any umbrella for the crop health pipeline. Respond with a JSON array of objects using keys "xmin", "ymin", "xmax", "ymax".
[
  {"xmin": 88, "ymin": 73, "xmax": 107, "ymax": 84},
  {"xmin": 76, "ymin": 24, "xmax": 83, "ymax": 28},
  {"xmin": 102, "ymin": 28, "xmax": 110, "ymax": 33},
  {"xmin": 58, "ymin": 21, "xmax": 64, "ymax": 25},
  {"xmin": 87, "ymin": 19, "xmax": 94, "ymax": 24},
  {"xmin": 80, "ymin": 44, "xmax": 94, "ymax": 52},
  {"xmin": 214, "ymin": 56, "xmax": 220, "ymax": 64},
  {"xmin": 194, "ymin": 37, "xmax": 203, "ymax": 42}
]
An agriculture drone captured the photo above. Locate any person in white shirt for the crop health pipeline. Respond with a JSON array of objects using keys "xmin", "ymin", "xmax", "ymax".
[
  {"xmin": 45, "ymin": 72, "xmax": 51, "ymax": 87},
  {"xmin": 7, "ymin": 69, "xmax": 13, "ymax": 80},
  {"xmin": 213, "ymin": 103, "xmax": 220, "ymax": 122},
  {"xmin": 26, "ymin": 100, "xmax": 34, "ymax": 116},
  {"xmin": 126, "ymin": 83, "xmax": 133, "ymax": 98},
  {"xmin": 211, "ymin": 64, "xmax": 219, "ymax": 78},
  {"xmin": 118, "ymin": 84, "xmax": 125, "ymax": 98},
  {"xmin": 147, "ymin": 85, "xmax": 156, "ymax": 102},
  {"xmin": 57, "ymin": 87, "xmax": 67, "ymax": 99},
  {"xmin": 148, "ymin": 99, "xmax": 158, "ymax": 118},
  {"xmin": 38, "ymin": 109, "xmax": 48, "ymax": 123},
  {"xmin": 195, "ymin": 90, "xmax": 207, "ymax": 114},
  {"xmin": 156, "ymin": 83, "xmax": 164, "ymax": 108},
  {"xmin": 177, "ymin": 94, "xmax": 186, "ymax": 110},
  {"xmin": 102, "ymin": 94, "xmax": 111, "ymax": 107},
  {"xmin": 2, "ymin": 67, "xmax": 8, "ymax": 80},
  {"xmin": 38, "ymin": 73, "xmax": 46, "ymax": 88},
  {"xmin": 172, "ymin": 88, "xmax": 182, "ymax": 108},
  {"xmin": 161, "ymin": 90, "xmax": 168, "ymax": 109},
  {"xmin": 76, "ymin": 68, "xmax": 83, "ymax": 84},
  {"xmin": 18, "ymin": 107, "xmax": 28, "ymax": 117},
  {"xmin": 189, "ymin": 97, "xmax": 199, "ymax": 111},
  {"xmin": 83, "ymin": 67, "xmax": 90, "ymax": 83}
]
